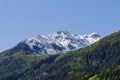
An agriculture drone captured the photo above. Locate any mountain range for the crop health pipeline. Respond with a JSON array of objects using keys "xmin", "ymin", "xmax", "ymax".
[
  {"xmin": 1, "ymin": 31, "xmax": 101, "ymax": 55},
  {"xmin": 0, "ymin": 30, "xmax": 120, "ymax": 80}
]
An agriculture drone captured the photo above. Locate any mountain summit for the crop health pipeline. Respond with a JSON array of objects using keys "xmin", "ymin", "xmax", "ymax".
[{"xmin": 2, "ymin": 31, "xmax": 101, "ymax": 55}]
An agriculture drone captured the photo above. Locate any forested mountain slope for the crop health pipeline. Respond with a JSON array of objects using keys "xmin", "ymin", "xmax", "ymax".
[{"xmin": 0, "ymin": 31, "xmax": 120, "ymax": 80}]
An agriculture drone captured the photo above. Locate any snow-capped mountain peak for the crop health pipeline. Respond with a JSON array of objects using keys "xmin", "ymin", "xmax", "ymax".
[
  {"xmin": 2, "ymin": 31, "xmax": 100, "ymax": 55},
  {"xmin": 88, "ymin": 33, "xmax": 100, "ymax": 38},
  {"xmin": 21, "ymin": 31, "xmax": 101, "ymax": 55}
]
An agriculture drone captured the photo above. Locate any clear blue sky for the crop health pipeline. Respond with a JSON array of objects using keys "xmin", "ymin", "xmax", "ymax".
[{"xmin": 0, "ymin": 0, "xmax": 120, "ymax": 52}]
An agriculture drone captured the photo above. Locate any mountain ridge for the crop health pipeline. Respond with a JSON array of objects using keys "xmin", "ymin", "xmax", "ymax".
[
  {"xmin": 1, "ymin": 31, "xmax": 101, "ymax": 55},
  {"xmin": 0, "ymin": 31, "xmax": 119, "ymax": 80}
]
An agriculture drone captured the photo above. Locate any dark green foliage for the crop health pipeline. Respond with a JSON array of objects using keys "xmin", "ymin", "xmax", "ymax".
[
  {"xmin": 97, "ymin": 65, "xmax": 120, "ymax": 80},
  {"xmin": 0, "ymin": 31, "xmax": 120, "ymax": 80},
  {"xmin": 0, "ymin": 54, "xmax": 58, "ymax": 80}
]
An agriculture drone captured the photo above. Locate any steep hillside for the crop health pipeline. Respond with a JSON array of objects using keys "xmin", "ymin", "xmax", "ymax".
[{"xmin": 0, "ymin": 31, "xmax": 120, "ymax": 80}]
